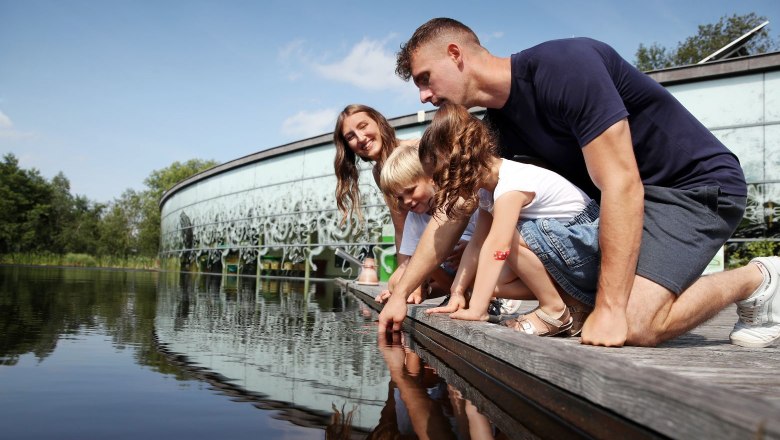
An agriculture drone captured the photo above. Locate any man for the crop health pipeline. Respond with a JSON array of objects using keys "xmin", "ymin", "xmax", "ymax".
[{"xmin": 378, "ymin": 17, "xmax": 780, "ymax": 348}]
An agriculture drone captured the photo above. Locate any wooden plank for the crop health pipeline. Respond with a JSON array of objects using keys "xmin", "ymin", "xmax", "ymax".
[{"xmin": 339, "ymin": 280, "xmax": 780, "ymax": 440}]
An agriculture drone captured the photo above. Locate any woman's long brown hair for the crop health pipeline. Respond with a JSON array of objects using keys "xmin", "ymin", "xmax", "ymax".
[
  {"xmin": 418, "ymin": 103, "xmax": 497, "ymax": 220},
  {"xmin": 333, "ymin": 104, "xmax": 398, "ymax": 224}
]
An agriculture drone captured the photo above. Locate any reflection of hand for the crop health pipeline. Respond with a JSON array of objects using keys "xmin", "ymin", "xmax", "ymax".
[
  {"xmin": 445, "ymin": 240, "xmax": 468, "ymax": 267},
  {"xmin": 377, "ymin": 295, "xmax": 407, "ymax": 333},
  {"xmin": 378, "ymin": 332, "xmax": 456, "ymax": 440},
  {"xmin": 359, "ymin": 304, "xmax": 373, "ymax": 318},
  {"xmin": 425, "ymin": 294, "xmax": 466, "ymax": 315},
  {"xmin": 377, "ymin": 332, "xmax": 407, "ymax": 373},
  {"xmin": 375, "ymin": 289, "xmax": 392, "ymax": 303},
  {"xmin": 449, "ymin": 307, "xmax": 489, "ymax": 322}
]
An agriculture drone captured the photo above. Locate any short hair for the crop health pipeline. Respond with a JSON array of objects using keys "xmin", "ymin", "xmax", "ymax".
[
  {"xmin": 379, "ymin": 143, "xmax": 426, "ymax": 211},
  {"xmin": 396, "ymin": 18, "xmax": 481, "ymax": 81}
]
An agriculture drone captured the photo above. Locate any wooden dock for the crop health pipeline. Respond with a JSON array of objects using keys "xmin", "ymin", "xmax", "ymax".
[{"xmin": 338, "ymin": 280, "xmax": 780, "ymax": 439}]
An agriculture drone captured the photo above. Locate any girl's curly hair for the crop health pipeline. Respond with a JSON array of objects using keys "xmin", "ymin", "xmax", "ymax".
[{"xmin": 418, "ymin": 103, "xmax": 497, "ymax": 220}]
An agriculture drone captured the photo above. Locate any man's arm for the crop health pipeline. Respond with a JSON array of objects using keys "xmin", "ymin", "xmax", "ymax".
[
  {"xmin": 580, "ymin": 118, "xmax": 644, "ymax": 347},
  {"xmin": 377, "ymin": 210, "xmax": 469, "ymax": 333}
]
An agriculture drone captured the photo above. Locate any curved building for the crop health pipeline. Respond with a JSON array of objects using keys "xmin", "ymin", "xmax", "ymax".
[{"xmin": 160, "ymin": 52, "xmax": 780, "ymax": 277}]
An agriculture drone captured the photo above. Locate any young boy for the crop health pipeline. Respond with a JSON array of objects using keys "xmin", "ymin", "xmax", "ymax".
[
  {"xmin": 377, "ymin": 143, "xmax": 523, "ymax": 314},
  {"xmin": 377, "ymin": 143, "xmax": 475, "ymax": 304}
]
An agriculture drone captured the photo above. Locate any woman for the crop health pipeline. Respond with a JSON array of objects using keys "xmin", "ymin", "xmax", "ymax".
[{"xmin": 333, "ymin": 104, "xmax": 417, "ymax": 264}]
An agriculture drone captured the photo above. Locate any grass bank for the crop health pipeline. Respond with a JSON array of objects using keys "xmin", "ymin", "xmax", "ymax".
[{"xmin": 0, "ymin": 253, "xmax": 159, "ymax": 270}]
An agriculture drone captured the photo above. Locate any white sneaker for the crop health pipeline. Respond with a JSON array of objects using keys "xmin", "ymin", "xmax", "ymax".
[
  {"xmin": 730, "ymin": 321, "xmax": 780, "ymax": 348},
  {"xmin": 729, "ymin": 256, "xmax": 780, "ymax": 348},
  {"xmin": 499, "ymin": 299, "xmax": 523, "ymax": 315}
]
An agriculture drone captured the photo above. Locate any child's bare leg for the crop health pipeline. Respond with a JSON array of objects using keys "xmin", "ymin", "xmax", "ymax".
[
  {"xmin": 494, "ymin": 266, "xmax": 536, "ymax": 300},
  {"xmin": 428, "ymin": 267, "xmax": 455, "ymax": 299},
  {"xmin": 509, "ymin": 232, "xmax": 566, "ymax": 317}
]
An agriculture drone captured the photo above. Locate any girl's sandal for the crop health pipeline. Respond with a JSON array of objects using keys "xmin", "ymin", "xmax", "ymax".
[
  {"xmin": 565, "ymin": 303, "xmax": 593, "ymax": 336},
  {"xmin": 502, "ymin": 308, "xmax": 573, "ymax": 336}
]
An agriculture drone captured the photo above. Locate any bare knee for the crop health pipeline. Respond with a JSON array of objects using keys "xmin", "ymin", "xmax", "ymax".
[
  {"xmin": 626, "ymin": 323, "xmax": 663, "ymax": 347},
  {"xmin": 624, "ymin": 276, "xmax": 676, "ymax": 347}
]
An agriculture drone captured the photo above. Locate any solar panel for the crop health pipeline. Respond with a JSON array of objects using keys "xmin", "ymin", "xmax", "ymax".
[{"xmin": 698, "ymin": 20, "xmax": 770, "ymax": 64}]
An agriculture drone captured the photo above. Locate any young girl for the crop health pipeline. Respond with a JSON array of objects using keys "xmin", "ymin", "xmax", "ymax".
[{"xmin": 420, "ymin": 103, "xmax": 600, "ymax": 336}]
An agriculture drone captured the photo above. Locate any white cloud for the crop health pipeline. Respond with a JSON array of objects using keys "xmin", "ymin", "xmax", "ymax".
[
  {"xmin": 280, "ymin": 107, "xmax": 338, "ymax": 139},
  {"xmin": 313, "ymin": 38, "xmax": 405, "ymax": 91},
  {"xmin": 0, "ymin": 109, "xmax": 33, "ymax": 139},
  {"xmin": 0, "ymin": 110, "xmax": 12, "ymax": 128}
]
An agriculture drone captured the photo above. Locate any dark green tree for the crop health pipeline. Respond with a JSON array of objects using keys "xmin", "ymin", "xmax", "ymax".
[
  {"xmin": 49, "ymin": 172, "xmax": 75, "ymax": 253},
  {"xmin": 635, "ymin": 13, "xmax": 779, "ymax": 71},
  {"xmin": 0, "ymin": 153, "xmax": 216, "ymax": 260},
  {"xmin": 98, "ymin": 189, "xmax": 143, "ymax": 257},
  {"xmin": 0, "ymin": 154, "xmax": 55, "ymax": 253},
  {"xmin": 61, "ymin": 196, "xmax": 105, "ymax": 255}
]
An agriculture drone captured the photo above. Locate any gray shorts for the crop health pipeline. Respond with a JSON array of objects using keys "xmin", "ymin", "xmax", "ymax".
[{"xmin": 638, "ymin": 185, "xmax": 746, "ymax": 294}]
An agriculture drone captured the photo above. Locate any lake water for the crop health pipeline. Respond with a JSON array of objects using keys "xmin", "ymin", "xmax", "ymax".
[{"xmin": 0, "ymin": 266, "xmax": 515, "ymax": 439}]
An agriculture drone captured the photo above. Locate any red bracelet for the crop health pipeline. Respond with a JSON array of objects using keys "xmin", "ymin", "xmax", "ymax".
[{"xmin": 493, "ymin": 249, "xmax": 510, "ymax": 260}]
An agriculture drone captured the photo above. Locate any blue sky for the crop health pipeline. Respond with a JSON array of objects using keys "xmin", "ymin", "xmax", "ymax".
[{"xmin": 1, "ymin": 0, "xmax": 779, "ymax": 202}]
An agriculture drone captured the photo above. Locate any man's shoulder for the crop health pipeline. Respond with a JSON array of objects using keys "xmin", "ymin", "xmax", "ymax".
[{"xmin": 518, "ymin": 37, "xmax": 615, "ymax": 65}]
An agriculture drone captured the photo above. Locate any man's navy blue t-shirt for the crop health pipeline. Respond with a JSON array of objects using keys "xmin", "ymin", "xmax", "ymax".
[{"xmin": 486, "ymin": 37, "xmax": 746, "ymax": 199}]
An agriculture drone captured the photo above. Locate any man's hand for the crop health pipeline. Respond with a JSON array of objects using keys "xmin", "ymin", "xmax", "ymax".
[
  {"xmin": 424, "ymin": 293, "xmax": 466, "ymax": 315},
  {"xmin": 377, "ymin": 295, "xmax": 408, "ymax": 333},
  {"xmin": 580, "ymin": 305, "xmax": 628, "ymax": 347}
]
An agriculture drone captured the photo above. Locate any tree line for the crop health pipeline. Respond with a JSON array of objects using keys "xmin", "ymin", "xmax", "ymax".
[{"xmin": 0, "ymin": 153, "xmax": 216, "ymax": 262}]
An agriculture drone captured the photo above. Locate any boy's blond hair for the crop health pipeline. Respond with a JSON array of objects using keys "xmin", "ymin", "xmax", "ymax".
[{"xmin": 379, "ymin": 143, "xmax": 426, "ymax": 211}]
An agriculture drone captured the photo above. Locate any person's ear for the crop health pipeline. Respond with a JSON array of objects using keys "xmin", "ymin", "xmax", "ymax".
[{"xmin": 447, "ymin": 43, "xmax": 462, "ymax": 64}]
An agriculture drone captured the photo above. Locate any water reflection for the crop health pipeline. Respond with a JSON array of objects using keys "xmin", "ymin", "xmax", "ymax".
[
  {"xmin": 0, "ymin": 266, "xmax": 176, "ymax": 376},
  {"xmin": 375, "ymin": 332, "xmax": 506, "ymax": 440},
  {"xmin": 157, "ymin": 272, "xmax": 511, "ymax": 438},
  {"xmin": 156, "ymin": 272, "xmax": 388, "ymax": 433},
  {"xmin": 0, "ymin": 266, "xmax": 509, "ymax": 439}
]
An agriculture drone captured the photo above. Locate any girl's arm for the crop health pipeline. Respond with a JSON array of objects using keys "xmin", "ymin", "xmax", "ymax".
[
  {"xmin": 450, "ymin": 191, "xmax": 532, "ymax": 321},
  {"xmin": 425, "ymin": 209, "xmax": 491, "ymax": 314},
  {"xmin": 451, "ymin": 210, "xmax": 490, "ymax": 296}
]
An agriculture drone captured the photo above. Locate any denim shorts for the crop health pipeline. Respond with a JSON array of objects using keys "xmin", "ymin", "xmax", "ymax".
[
  {"xmin": 637, "ymin": 185, "xmax": 745, "ymax": 294},
  {"xmin": 520, "ymin": 200, "xmax": 600, "ymax": 307}
]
